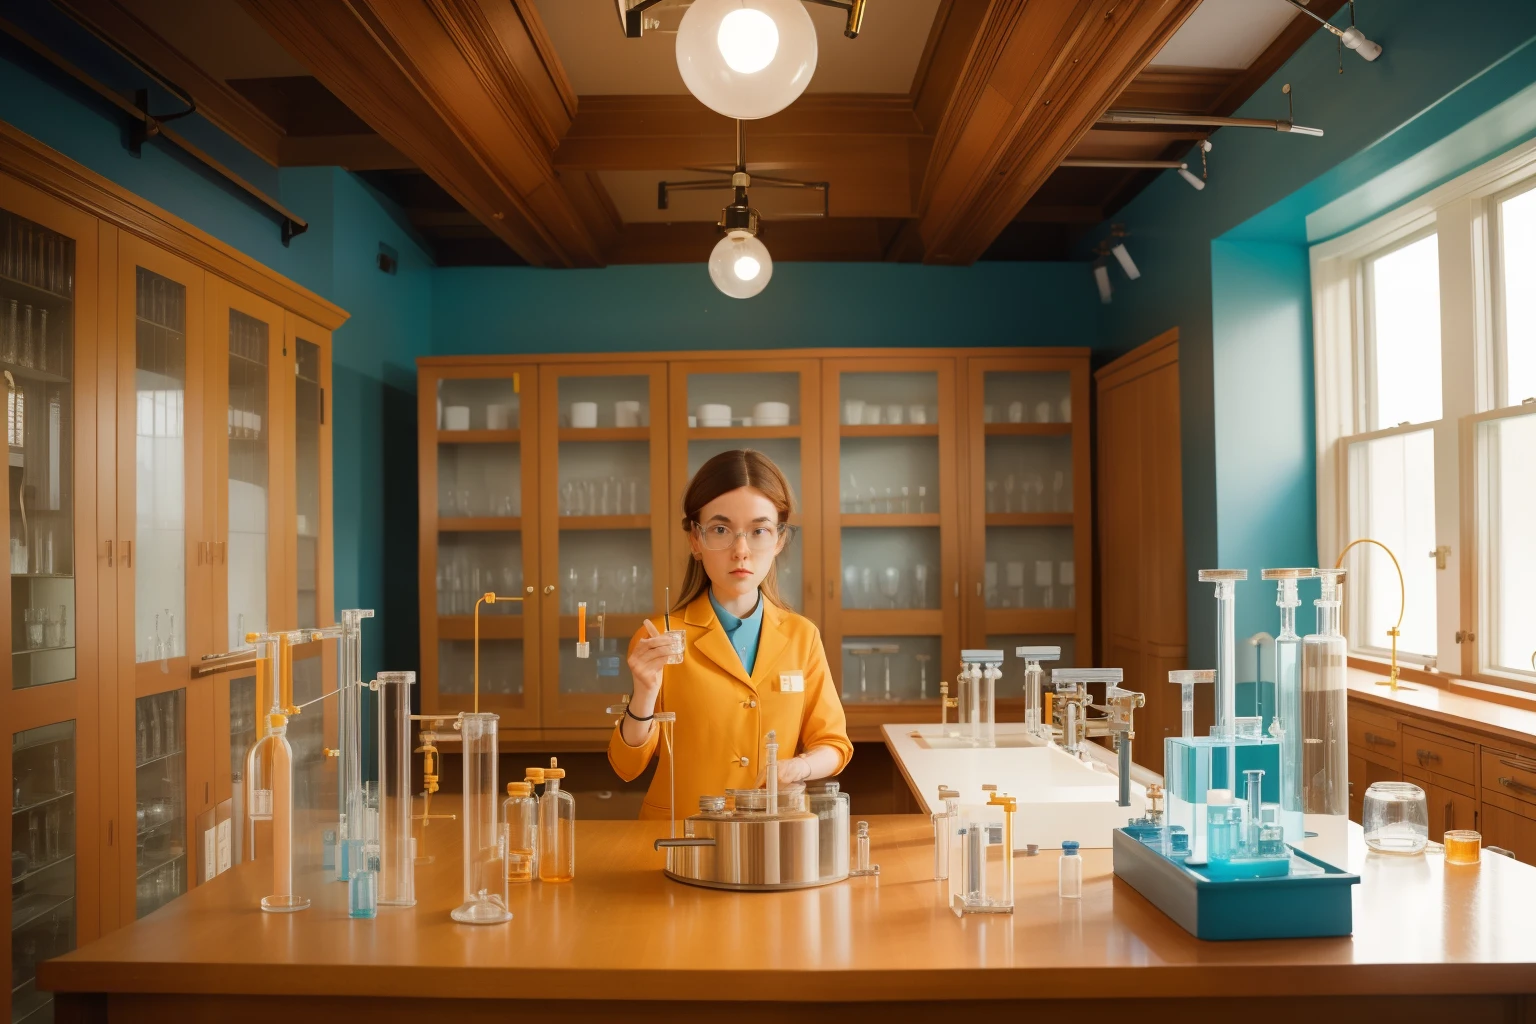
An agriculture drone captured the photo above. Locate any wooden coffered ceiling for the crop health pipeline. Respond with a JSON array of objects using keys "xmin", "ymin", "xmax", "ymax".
[{"xmin": 57, "ymin": 0, "xmax": 1345, "ymax": 266}]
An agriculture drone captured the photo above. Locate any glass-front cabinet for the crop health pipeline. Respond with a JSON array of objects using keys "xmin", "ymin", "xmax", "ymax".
[
  {"xmin": 0, "ymin": 176, "xmax": 102, "ymax": 1024},
  {"xmin": 419, "ymin": 365, "xmax": 539, "ymax": 726},
  {"xmin": 821, "ymin": 359, "xmax": 961, "ymax": 717},
  {"xmin": 539, "ymin": 364, "xmax": 668, "ymax": 729},
  {"xmin": 962, "ymin": 356, "xmax": 1092, "ymax": 672},
  {"xmin": 668, "ymin": 360, "xmax": 821, "ymax": 621}
]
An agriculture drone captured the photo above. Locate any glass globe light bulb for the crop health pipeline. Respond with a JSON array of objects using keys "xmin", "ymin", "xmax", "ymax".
[
  {"xmin": 676, "ymin": 0, "xmax": 817, "ymax": 120},
  {"xmin": 717, "ymin": 9, "xmax": 778, "ymax": 74},
  {"xmin": 709, "ymin": 232, "xmax": 773, "ymax": 299}
]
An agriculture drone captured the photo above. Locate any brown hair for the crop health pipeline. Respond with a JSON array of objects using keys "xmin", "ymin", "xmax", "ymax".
[{"xmin": 675, "ymin": 449, "xmax": 796, "ymax": 612}]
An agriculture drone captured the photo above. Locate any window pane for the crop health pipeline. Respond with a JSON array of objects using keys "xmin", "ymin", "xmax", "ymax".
[
  {"xmin": 1500, "ymin": 186, "xmax": 1536, "ymax": 407},
  {"xmin": 1478, "ymin": 409, "xmax": 1536, "ymax": 677},
  {"xmin": 1369, "ymin": 235, "xmax": 1442, "ymax": 428},
  {"xmin": 1345, "ymin": 429, "xmax": 1437, "ymax": 659}
]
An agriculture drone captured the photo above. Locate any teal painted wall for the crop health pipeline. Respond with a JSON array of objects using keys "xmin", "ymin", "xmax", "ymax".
[
  {"xmin": 432, "ymin": 261, "xmax": 1103, "ymax": 354},
  {"xmin": 1094, "ymin": 0, "xmax": 1536, "ymax": 665},
  {"xmin": 0, "ymin": 14, "xmax": 434, "ymax": 676}
]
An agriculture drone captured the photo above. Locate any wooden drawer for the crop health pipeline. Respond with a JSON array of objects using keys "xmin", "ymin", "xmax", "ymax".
[
  {"xmin": 1348, "ymin": 705, "xmax": 1401, "ymax": 768},
  {"xmin": 1480, "ymin": 801, "xmax": 1536, "ymax": 862},
  {"xmin": 1483, "ymin": 748, "xmax": 1536, "ymax": 811},
  {"xmin": 1403, "ymin": 725, "xmax": 1476, "ymax": 786}
]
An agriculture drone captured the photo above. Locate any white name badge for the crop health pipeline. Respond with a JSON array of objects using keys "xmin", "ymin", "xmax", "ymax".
[{"xmin": 779, "ymin": 671, "xmax": 805, "ymax": 693}]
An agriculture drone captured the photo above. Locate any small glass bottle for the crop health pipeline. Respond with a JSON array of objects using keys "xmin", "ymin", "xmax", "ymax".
[
  {"xmin": 538, "ymin": 757, "xmax": 575, "ymax": 882},
  {"xmin": 349, "ymin": 841, "xmax": 378, "ymax": 919},
  {"xmin": 1207, "ymin": 789, "xmax": 1240, "ymax": 864},
  {"xmin": 850, "ymin": 820, "xmax": 879, "ymax": 876},
  {"xmin": 1058, "ymin": 840, "xmax": 1082, "ymax": 898},
  {"xmin": 502, "ymin": 780, "xmax": 538, "ymax": 883},
  {"xmin": 932, "ymin": 787, "xmax": 959, "ymax": 880}
]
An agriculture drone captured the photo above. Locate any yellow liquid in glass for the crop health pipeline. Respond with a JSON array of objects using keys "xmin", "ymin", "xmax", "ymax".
[
  {"xmin": 1444, "ymin": 831, "xmax": 1480, "ymax": 865},
  {"xmin": 506, "ymin": 850, "xmax": 534, "ymax": 883},
  {"xmin": 539, "ymin": 818, "xmax": 574, "ymax": 882}
]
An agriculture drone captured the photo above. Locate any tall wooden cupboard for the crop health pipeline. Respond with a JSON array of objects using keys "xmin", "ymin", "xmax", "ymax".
[
  {"xmin": 418, "ymin": 348, "xmax": 1093, "ymax": 745},
  {"xmin": 0, "ymin": 126, "xmax": 342, "ymax": 1023}
]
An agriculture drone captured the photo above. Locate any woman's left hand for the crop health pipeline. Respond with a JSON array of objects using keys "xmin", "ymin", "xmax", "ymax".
[{"xmin": 776, "ymin": 755, "xmax": 811, "ymax": 785}]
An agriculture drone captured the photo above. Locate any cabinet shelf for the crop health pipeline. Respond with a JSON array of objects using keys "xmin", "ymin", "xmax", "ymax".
[
  {"xmin": 10, "ymin": 851, "xmax": 73, "ymax": 887},
  {"xmin": 10, "ymin": 892, "xmax": 73, "ymax": 934},
  {"xmin": 439, "ymin": 516, "xmax": 521, "ymax": 532},
  {"xmin": 12, "ymin": 643, "xmax": 76, "ymax": 657},
  {"xmin": 689, "ymin": 425, "xmax": 800, "ymax": 440},
  {"xmin": 136, "ymin": 849, "xmax": 186, "ymax": 881},
  {"xmin": 0, "ymin": 269, "xmax": 73, "ymax": 305},
  {"xmin": 557, "ymin": 427, "xmax": 649, "ymax": 442},
  {"xmin": 437, "ymin": 428, "xmax": 520, "ymax": 444},
  {"xmin": 840, "ymin": 423, "xmax": 940, "ymax": 438},
  {"xmin": 984, "ymin": 512, "xmax": 1074, "ymax": 527},
  {"xmin": 983, "ymin": 422, "xmax": 1071, "ymax": 436},
  {"xmin": 136, "ymin": 813, "xmax": 185, "ymax": 842},
  {"xmin": 840, "ymin": 513, "xmax": 939, "ymax": 528},
  {"xmin": 0, "ymin": 358, "xmax": 71, "ymax": 386},
  {"xmin": 10, "ymin": 789, "xmax": 73, "ymax": 816},
  {"xmin": 134, "ymin": 747, "xmax": 185, "ymax": 771},
  {"xmin": 557, "ymin": 515, "xmax": 649, "ymax": 531}
]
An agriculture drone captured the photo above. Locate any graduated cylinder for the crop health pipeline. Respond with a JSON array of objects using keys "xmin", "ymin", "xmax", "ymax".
[
  {"xmin": 452, "ymin": 712, "xmax": 511, "ymax": 923},
  {"xmin": 376, "ymin": 671, "xmax": 417, "ymax": 906}
]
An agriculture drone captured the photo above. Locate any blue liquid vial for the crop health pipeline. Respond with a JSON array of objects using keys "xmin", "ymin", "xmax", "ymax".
[
  {"xmin": 349, "ymin": 843, "xmax": 379, "ymax": 919},
  {"xmin": 1207, "ymin": 791, "xmax": 1240, "ymax": 864}
]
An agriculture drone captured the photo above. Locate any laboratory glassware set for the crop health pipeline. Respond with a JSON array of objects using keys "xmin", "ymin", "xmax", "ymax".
[
  {"xmin": 1108, "ymin": 567, "xmax": 1364, "ymax": 941},
  {"xmin": 840, "ymin": 562, "xmax": 933, "ymax": 611},
  {"xmin": 558, "ymin": 473, "xmax": 649, "ymax": 517},
  {"xmin": 839, "ymin": 477, "xmax": 931, "ymax": 514},
  {"xmin": 983, "ymin": 558, "xmax": 1075, "ymax": 609},
  {"xmin": 982, "ymin": 470, "xmax": 1069, "ymax": 514}
]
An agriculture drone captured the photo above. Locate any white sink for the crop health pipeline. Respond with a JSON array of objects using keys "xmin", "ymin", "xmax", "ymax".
[{"xmin": 882, "ymin": 722, "xmax": 1152, "ymax": 850}]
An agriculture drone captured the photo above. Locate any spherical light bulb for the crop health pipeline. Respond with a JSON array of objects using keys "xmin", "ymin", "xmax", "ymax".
[
  {"xmin": 717, "ymin": 8, "xmax": 778, "ymax": 74},
  {"xmin": 676, "ymin": 0, "xmax": 817, "ymax": 120},
  {"xmin": 709, "ymin": 232, "xmax": 773, "ymax": 299}
]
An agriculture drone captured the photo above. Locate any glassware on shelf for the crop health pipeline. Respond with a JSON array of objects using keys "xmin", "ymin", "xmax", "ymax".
[
  {"xmin": 1035, "ymin": 561, "xmax": 1054, "ymax": 607},
  {"xmin": 984, "ymin": 561, "xmax": 998, "ymax": 606},
  {"xmin": 878, "ymin": 567, "xmax": 901, "ymax": 609},
  {"xmin": 912, "ymin": 563, "xmax": 930, "ymax": 609},
  {"xmin": 1005, "ymin": 561, "xmax": 1025, "ymax": 608}
]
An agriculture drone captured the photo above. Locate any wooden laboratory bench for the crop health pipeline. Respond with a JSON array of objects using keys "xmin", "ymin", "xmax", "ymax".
[{"xmin": 40, "ymin": 804, "xmax": 1536, "ymax": 1023}]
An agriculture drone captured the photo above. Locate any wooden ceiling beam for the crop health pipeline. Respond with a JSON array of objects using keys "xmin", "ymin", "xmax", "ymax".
[
  {"xmin": 277, "ymin": 134, "xmax": 414, "ymax": 170},
  {"xmin": 55, "ymin": 0, "xmax": 285, "ymax": 165},
  {"xmin": 237, "ymin": 0, "xmax": 603, "ymax": 267},
  {"xmin": 915, "ymin": 0, "xmax": 1202, "ymax": 265}
]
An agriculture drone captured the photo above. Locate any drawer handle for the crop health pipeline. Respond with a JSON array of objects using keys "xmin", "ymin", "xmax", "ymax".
[
  {"xmin": 1498, "ymin": 776, "xmax": 1536, "ymax": 798},
  {"xmin": 1364, "ymin": 732, "xmax": 1396, "ymax": 748},
  {"xmin": 1497, "ymin": 757, "xmax": 1536, "ymax": 774},
  {"xmin": 1415, "ymin": 749, "xmax": 1442, "ymax": 763}
]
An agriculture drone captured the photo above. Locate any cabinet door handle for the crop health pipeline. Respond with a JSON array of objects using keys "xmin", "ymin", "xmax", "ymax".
[
  {"xmin": 106, "ymin": 539, "xmax": 113, "ymax": 567},
  {"xmin": 123, "ymin": 539, "xmax": 133, "ymax": 568},
  {"xmin": 1498, "ymin": 775, "xmax": 1536, "ymax": 797},
  {"xmin": 197, "ymin": 541, "xmax": 207, "ymax": 566},
  {"xmin": 542, "ymin": 584, "xmax": 555, "ymax": 595},
  {"xmin": 1416, "ymin": 748, "xmax": 1441, "ymax": 762},
  {"xmin": 1445, "ymin": 801, "xmax": 1453, "ymax": 830},
  {"xmin": 1364, "ymin": 731, "xmax": 1396, "ymax": 747},
  {"xmin": 107, "ymin": 820, "xmax": 113, "ymax": 846},
  {"xmin": 219, "ymin": 540, "xmax": 227, "ymax": 565}
]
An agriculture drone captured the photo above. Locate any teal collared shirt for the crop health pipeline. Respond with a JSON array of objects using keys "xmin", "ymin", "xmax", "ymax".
[{"xmin": 709, "ymin": 589, "xmax": 764, "ymax": 675}]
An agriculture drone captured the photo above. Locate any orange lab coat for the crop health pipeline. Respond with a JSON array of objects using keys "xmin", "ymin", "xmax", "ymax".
[{"xmin": 607, "ymin": 592, "xmax": 853, "ymax": 820}]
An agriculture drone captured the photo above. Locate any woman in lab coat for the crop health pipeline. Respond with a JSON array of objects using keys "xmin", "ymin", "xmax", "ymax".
[{"xmin": 607, "ymin": 449, "xmax": 852, "ymax": 819}]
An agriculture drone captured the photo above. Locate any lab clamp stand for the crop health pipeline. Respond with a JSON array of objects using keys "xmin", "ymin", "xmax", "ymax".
[
  {"xmin": 934, "ymin": 783, "xmax": 1017, "ymax": 916},
  {"xmin": 1047, "ymin": 669, "xmax": 1145, "ymax": 809}
]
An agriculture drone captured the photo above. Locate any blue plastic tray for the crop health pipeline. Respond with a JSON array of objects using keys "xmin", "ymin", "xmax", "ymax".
[{"xmin": 1111, "ymin": 828, "xmax": 1359, "ymax": 940}]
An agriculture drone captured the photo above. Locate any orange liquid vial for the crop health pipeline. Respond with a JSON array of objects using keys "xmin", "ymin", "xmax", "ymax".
[{"xmin": 1443, "ymin": 829, "xmax": 1480, "ymax": 865}]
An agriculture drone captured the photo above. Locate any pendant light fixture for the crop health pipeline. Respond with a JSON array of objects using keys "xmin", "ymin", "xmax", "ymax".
[
  {"xmin": 676, "ymin": 0, "xmax": 818, "ymax": 120},
  {"xmin": 657, "ymin": 121, "xmax": 829, "ymax": 299}
]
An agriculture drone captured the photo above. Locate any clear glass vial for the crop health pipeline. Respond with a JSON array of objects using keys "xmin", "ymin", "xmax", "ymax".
[
  {"xmin": 1058, "ymin": 840, "xmax": 1082, "ymax": 899},
  {"xmin": 539, "ymin": 757, "xmax": 575, "ymax": 882},
  {"xmin": 502, "ymin": 780, "xmax": 539, "ymax": 883}
]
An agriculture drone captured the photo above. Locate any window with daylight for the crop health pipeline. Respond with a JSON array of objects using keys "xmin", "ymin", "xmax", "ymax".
[{"xmin": 1311, "ymin": 140, "xmax": 1536, "ymax": 689}]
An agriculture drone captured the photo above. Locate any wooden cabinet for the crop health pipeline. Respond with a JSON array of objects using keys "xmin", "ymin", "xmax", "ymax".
[
  {"xmin": 418, "ymin": 349, "xmax": 1093, "ymax": 742},
  {"xmin": 1094, "ymin": 331, "xmax": 1185, "ymax": 774},
  {"xmin": 1, "ymin": 130, "xmax": 344, "ymax": 1020}
]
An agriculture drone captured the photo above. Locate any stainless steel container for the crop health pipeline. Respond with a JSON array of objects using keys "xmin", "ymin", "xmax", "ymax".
[{"xmin": 657, "ymin": 786, "xmax": 851, "ymax": 892}]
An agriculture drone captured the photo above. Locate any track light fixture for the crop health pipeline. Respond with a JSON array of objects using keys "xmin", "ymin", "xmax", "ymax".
[
  {"xmin": 1061, "ymin": 140, "xmax": 1211, "ymax": 191},
  {"xmin": 1282, "ymin": 0, "xmax": 1382, "ymax": 69},
  {"xmin": 1091, "ymin": 225, "xmax": 1138, "ymax": 305},
  {"xmin": 657, "ymin": 121, "xmax": 829, "ymax": 299},
  {"xmin": 1099, "ymin": 84, "xmax": 1323, "ymax": 137}
]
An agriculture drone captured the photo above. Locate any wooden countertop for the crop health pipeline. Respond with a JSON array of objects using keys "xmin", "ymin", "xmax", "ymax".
[
  {"xmin": 40, "ymin": 802, "xmax": 1536, "ymax": 1004},
  {"xmin": 1348, "ymin": 667, "xmax": 1536, "ymax": 748}
]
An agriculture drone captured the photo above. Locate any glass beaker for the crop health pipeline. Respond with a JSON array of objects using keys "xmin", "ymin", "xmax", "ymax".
[
  {"xmin": 1443, "ymin": 830, "xmax": 1481, "ymax": 865},
  {"xmin": 452, "ymin": 712, "xmax": 510, "ymax": 923},
  {"xmin": 1362, "ymin": 781, "xmax": 1428, "ymax": 855}
]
